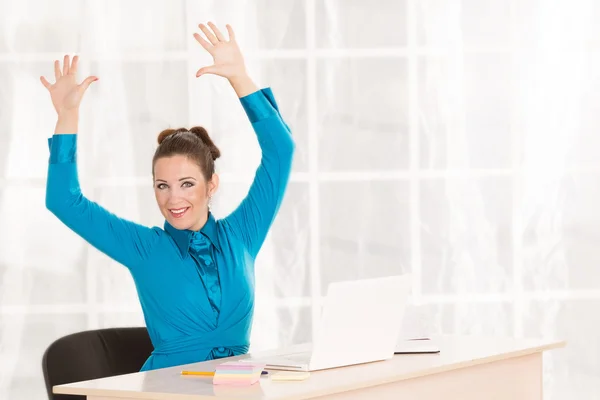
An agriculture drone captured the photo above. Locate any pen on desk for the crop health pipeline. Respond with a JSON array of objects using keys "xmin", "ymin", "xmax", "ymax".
[
  {"xmin": 181, "ymin": 370, "xmax": 215, "ymax": 376},
  {"xmin": 181, "ymin": 370, "xmax": 269, "ymax": 376}
]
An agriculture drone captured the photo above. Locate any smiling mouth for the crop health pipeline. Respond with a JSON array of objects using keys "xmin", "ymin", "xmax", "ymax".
[{"xmin": 169, "ymin": 207, "xmax": 190, "ymax": 218}]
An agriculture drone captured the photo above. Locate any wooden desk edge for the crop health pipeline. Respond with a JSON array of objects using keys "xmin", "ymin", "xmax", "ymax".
[
  {"xmin": 53, "ymin": 339, "xmax": 567, "ymax": 400},
  {"xmin": 53, "ymin": 386, "xmax": 202, "ymax": 400}
]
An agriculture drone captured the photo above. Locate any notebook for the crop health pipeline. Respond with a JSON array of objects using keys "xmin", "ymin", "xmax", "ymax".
[{"xmin": 394, "ymin": 338, "xmax": 440, "ymax": 354}]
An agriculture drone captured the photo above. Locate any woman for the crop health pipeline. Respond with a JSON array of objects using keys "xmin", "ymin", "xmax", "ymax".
[{"xmin": 40, "ymin": 22, "xmax": 295, "ymax": 371}]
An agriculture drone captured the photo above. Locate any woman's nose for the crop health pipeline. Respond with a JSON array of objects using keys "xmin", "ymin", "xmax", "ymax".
[{"xmin": 166, "ymin": 188, "xmax": 184, "ymax": 203}]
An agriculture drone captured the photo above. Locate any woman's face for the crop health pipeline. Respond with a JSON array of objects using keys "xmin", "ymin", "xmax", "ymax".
[{"xmin": 153, "ymin": 155, "xmax": 218, "ymax": 231}]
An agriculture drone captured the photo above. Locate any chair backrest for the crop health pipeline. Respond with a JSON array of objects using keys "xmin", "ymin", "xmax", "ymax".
[{"xmin": 42, "ymin": 327, "xmax": 154, "ymax": 400}]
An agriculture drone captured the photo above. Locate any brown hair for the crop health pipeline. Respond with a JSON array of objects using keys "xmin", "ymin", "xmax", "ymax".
[{"xmin": 152, "ymin": 126, "xmax": 221, "ymax": 181}]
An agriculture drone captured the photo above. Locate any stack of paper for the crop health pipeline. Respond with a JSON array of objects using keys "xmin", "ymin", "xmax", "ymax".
[{"xmin": 213, "ymin": 361, "xmax": 266, "ymax": 386}]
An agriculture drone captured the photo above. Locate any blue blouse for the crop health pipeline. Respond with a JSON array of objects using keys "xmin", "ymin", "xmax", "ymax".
[{"xmin": 45, "ymin": 88, "xmax": 295, "ymax": 371}]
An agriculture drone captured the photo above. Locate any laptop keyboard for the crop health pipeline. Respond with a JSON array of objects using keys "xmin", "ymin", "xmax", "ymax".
[{"xmin": 280, "ymin": 352, "xmax": 311, "ymax": 363}]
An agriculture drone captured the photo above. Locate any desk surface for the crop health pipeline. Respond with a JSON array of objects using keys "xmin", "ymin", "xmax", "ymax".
[{"xmin": 54, "ymin": 335, "xmax": 565, "ymax": 400}]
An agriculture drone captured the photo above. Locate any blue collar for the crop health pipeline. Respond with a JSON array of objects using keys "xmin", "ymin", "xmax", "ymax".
[{"xmin": 164, "ymin": 212, "xmax": 221, "ymax": 257}]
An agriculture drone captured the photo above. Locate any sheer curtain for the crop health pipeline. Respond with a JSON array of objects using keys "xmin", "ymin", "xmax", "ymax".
[{"xmin": 1, "ymin": 0, "xmax": 599, "ymax": 399}]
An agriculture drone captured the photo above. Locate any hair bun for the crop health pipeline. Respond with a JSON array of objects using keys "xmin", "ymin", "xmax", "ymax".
[
  {"xmin": 189, "ymin": 126, "xmax": 221, "ymax": 161},
  {"xmin": 153, "ymin": 127, "xmax": 220, "ymax": 181},
  {"xmin": 157, "ymin": 128, "xmax": 181, "ymax": 145}
]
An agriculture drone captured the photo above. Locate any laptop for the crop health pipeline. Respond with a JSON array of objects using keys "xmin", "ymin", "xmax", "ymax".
[{"xmin": 251, "ymin": 274, "xmax": 412, "ymax": 372}]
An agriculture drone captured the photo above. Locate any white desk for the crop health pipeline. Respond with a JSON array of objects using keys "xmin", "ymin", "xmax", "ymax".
[{"xmin": 54, "ymin": 335, "xmax": 565, "ymax": 400}]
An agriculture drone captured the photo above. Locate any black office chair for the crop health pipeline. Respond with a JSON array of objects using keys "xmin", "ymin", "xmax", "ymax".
[{"xmin": 42, "ymin": 327, "xmax": 154, "ymax": 400}]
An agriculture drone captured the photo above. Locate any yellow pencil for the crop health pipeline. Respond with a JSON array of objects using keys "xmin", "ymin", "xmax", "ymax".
[{"xmin": 181, "ymin": 370, "xmax": 215, "ymax": 376}]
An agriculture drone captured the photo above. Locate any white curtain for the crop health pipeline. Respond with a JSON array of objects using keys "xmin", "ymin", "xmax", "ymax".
[{"xmin": 1, "ymin": 0, "xmax": 599, "ymax": 398}]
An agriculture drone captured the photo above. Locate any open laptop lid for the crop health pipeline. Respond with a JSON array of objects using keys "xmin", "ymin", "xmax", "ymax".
[{"xmin": 308, "ymin": 274, "xmax": 412, "ymax": 370}]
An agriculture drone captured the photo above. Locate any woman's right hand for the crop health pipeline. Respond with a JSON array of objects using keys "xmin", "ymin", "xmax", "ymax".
[{"xmin": 40, "ymin": 55, "xmax": 98, "ymax": 117}]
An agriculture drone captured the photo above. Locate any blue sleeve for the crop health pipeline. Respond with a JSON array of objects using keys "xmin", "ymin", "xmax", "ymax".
[
  {"xmin": 223, "ymin": 88, "xmax": 295, "ymax": 258},
  {"xmin": 46, "ymin": 134, "xmax": 160, "ymax": 270}
]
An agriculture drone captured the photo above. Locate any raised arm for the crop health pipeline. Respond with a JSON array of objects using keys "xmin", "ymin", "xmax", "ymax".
[
  {"xmin": 194, "ymin": 23, "xmax": 295, "ymax": 257},
  {"xmin": 224, "ymin": 85, "xmax": 294, "ymax": 257},
  {"xmin": 42, "ymin": 55, "xmax": 160, "ymax": 270}
]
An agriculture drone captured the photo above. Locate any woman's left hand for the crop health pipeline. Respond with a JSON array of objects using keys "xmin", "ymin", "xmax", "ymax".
[{"xmin": 194, "ymin": 22, "xmax": 247, "ymax": 80}]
